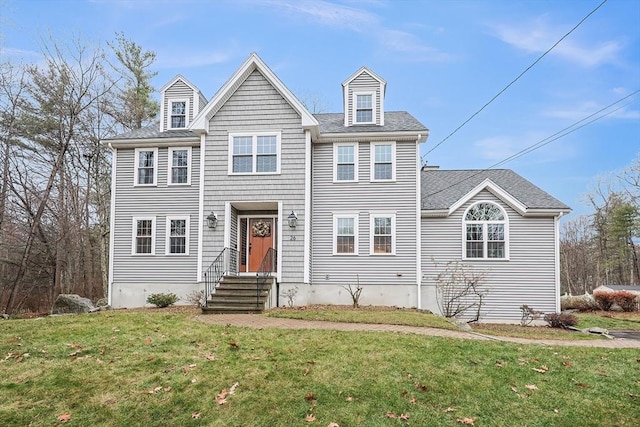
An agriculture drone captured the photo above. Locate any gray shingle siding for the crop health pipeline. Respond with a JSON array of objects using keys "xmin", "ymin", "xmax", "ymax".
[
  {"xmin": 202, "ymin": 69, "xmax": 306, "ymax": 286},
  {"xmin": 163, "ymin": 80, "xmax": 195, "ymax": 130},
  {"xmin": 111, "ymin": 146, "xmax": 200, "ymax": 284},
  {"xmin": 311, "ymin": 140, "xmax": 419, "ymax": 288},
  {"xmin": 421, "ymin": 190, "xmax": 558, "ymax": 321},
  {"xmin": 345, "ymin": 72, "xmax": 382, "ymax": 126}
]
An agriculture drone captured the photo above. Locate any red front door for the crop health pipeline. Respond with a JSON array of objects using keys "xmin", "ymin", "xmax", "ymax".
[{"xmin": 248, "ymin": 218, "xmax": 274, "ymax": 272}]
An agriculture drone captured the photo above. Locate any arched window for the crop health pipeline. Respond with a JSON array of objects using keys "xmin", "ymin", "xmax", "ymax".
[{"xmin": 464, "ymin": 202, "xmax": 507, "ymax": 259}]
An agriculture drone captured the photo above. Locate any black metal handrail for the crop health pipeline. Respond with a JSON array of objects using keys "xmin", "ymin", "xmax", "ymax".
[
  {"xmin": 203, "ymin": 247, "xmax": 239, "ymax": 306},
  {"xmin": 256, "ymin": 247, "xmax": 277, "ymax": 309}
]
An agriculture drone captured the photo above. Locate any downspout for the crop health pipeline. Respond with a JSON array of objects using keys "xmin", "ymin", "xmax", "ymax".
[
  {"xmin": 554, "ymin": 211, "xmax": 564, "ymax": 312},
  {"xmin": 107, "ymin": 142, "xmax": 117, "ymax": 307},
  {"xmin": 416, "ymin": 134, "xmax": 422, "ymax": 310}
]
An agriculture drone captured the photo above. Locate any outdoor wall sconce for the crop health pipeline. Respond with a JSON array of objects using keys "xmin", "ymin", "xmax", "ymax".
[
  {"xmin": 206, "ymin": 212, "xmax": 218, "ymax": 229},
  {"xmin": 287, "ymin": 211, "xmax": 298, "ymax": 228}
]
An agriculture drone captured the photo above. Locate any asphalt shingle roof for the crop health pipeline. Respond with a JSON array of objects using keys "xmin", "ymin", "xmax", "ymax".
[
  {"xmin": 314, "ymin": 111, "xmax": 428, "ymax": 134},
  {"xmin": 421, "ymin": 169, "xmax": 570, "ymax": 211},
  {"xmin": 104, "ymin": 124, "xmax": 198, "ymax": 140}
]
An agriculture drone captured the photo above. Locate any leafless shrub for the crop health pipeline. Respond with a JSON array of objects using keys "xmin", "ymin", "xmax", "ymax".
[{"xmin": 434, "ymin": 261, "xmax": 488, "ymax": 321}]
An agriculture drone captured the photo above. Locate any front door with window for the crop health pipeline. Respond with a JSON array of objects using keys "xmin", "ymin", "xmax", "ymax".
[{"xmin": 239, "ymin": 217, "xmax": 275, "ymax": 272}]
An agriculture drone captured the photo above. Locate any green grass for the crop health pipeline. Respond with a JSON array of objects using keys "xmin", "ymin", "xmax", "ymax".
[
  {"xmin": 266, "ymin": 305, "xmax": 458, "ymax": 330},
  {"xmin": 1, "ymin": 310, "xmax": 639, "ymax": 426},
  {"xmin": 469, "ymin": 323, "xmax": 603, "ymax": 340},
  {"xmin": 576, "ymin": 312, "xmax": 640, "ymax": 330}
]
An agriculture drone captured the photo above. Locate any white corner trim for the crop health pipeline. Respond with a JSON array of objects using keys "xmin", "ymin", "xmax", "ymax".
[
  {"xmin": 107, "ymin": 144, "xmax": 117, "ymax": 306},
  {"xmin": 303, "ymin": 130, "xmax": 311, "ymax": 284},
  {"xmin": 224, "ymin": 202, "xmax": 231, "ymax": 249},
  {"xmin": 554, "ymin": 212, "xmax": 563, "ymax": 312},
  {"xmin": 449, "ymin": 178, "xmax": 527, "ymax": 216},
  {"xmin": 196, "ymin": 135, "xmax": 206, "ymax": 281},
  {"xmin": 277, "ymin": 201, "xmax": 283, "ymax": 283}
]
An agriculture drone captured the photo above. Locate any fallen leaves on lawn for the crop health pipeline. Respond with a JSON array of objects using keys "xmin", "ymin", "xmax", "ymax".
[
  {"xmin": 386, "ymin": 411, "xmax": 397, "ymax": 419},
  {"xmin": 414, "ymin": 382, "xmax": 428, "ymax": 391},
  {"xmin": 327, "ymin": 423, "xmax": 339, "ymax": 427},
  {"xmin": 305, "ymin": 392, "xmax": 316, "ymax": 402},
  {"xmin": 525, "ymin": 384, "xmax": 538, "ymax": 391},
  {"xmin": 399, "ymin": 413, "xmax": 409, "ymax": 421},
  {"xmin": 345, "ymin": 396, "xmax": 353, "ymax": 402},
  {"xmin": 457, "ymin": 417, "xmax": 476, "ymax": 425},
  {"xmin": 215, "ymin": 382, "xmax": 239, "ymax": 405},
  {"xmin": 57, "ymin": 413, "xmax": 71, "ymax": 423},
  {"xmin": 562, "ymin": 361, "xmax": 572, "ymax": 368},
  {"xmin": 229, "ymin": 342, "xmax": 240, "ymax": 349},
  {"xmin": 532, "ymin": 365, "xmax": 549, "ymax": 373},
  {"xmin": 445, "ymin": 407, "xmax": 456, "ymax": 413},
  {"xmin": 409, "ymin": 397, "xmax": 417, "ymax": 404},
  {"xmin": 575, "ymin": 383, "xmax": 590, "ymax": 388},
  {"xmin": 191, "ymin": 412, "xmax": 200, "ymax": 419},
  {"xmin": 305, "ymin": 414, "xmax": 316, "ymax": 422},
  {"xmin": 205, "ymin": 353, "xmax": 216, "ymax": 361}
]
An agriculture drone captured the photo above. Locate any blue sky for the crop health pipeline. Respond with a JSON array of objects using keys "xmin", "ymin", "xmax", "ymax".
[{"xmin": 1, "ymin": 0, "xmax": 639, "ymax": 218}]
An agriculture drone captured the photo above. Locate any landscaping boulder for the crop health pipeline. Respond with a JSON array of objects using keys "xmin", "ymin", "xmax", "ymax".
[
  {"xmin": 51, "ymin": 294, "xmax": 96, "ymax": 315},
  {"xmin": 95, "ymin": 298, "xmax": 109, "ymax": 307}
]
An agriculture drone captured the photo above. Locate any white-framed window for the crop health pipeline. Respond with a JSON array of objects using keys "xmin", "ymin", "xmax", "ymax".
[
  {"xmin": 132, "ymin": 216, "xmax": 156, "ymax": 255},
  {"xmin": 168, "ymin": 99, "xmax": 189, "ymax": 129},
  {"xmin": 463, "ymin": 202, "xmax": 508, "ymax": 260},
  {"xmin": 370, "ymin": 213, "xmax": 396, "ymax": 255},
  {"xmin": 333, "ymin": 143, "xmax": 358, "ymax": 182},
  {"xmin": 333, "ymin": 214, "xmax": 359, "ymax": 255},
  {"xmin": 370, "ymin": 142, "xmax": 396, "ymax": 181},
  {"xmin": 353, "ymin": 91, "xmax": 375, "ymax": 124},
  {"xmin": 166, "ymin": 216, "xmax": 190, "ymax": 255},
  {"xmin": 228, "ymin": 132, "xmax": 281, "ymax": 175},
  {"xmin": 168, "ymin": 147, "xmax": 191, "ymax": 185},
  {"xmin": 134, "ymin": 147, "xmax": 158, "ymax": 186}
]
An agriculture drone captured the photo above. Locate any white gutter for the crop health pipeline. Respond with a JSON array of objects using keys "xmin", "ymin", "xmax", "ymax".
[
  {"xmin": 554, "ymin": 211, "xmax": 564, "ymax": 313},
  {"xmin": 415, "ymin": 134, "xmax": 422, "ymax": 310}
]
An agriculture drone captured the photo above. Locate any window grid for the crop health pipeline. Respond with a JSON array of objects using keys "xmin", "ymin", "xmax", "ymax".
[
  {"xmin": 373, "ymin": 143, "xmax": 393, "ymax": 180},
  {"xmin": 171, "ymin": 101, "xmax": 186, "ymax": 128},
  {"xmin": 136, "ymin": 149, "xmax": 156, "ymax": 185},
  {"xmin": 170, "ymin": 148, "xmax": 189, "ymax": 184},
  {"xmin": 168, "ymin": 219, "xmax": 187, "ymax": 254},
  {"xmin": 135, "ymin": 219, "xmax": 154, "ymax": 254},
  {"xmin": 464, "ymin": 202, "xmax": 507, "ymax": 259},
  {"xmin": 355, "ymin": 94, "xmax": 373, "ymax": 123},
  {"xmin": 230, "ymin": 134, "xmax": 279, "ymax": 174},
  {"xmin": 335, "ymin": 144, "xmax": 356, "ymax": 181},
  {"xmin": 373, "ymin": 216, "xmax": 392, "ymax": 254}
]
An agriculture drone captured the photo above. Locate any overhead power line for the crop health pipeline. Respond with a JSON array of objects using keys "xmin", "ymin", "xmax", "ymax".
[
  {"xmin": 422, "ymin": 0, "xmax": 609, "ymax": 161},
  {"xmin": 422, "ymin": 89, "xmax": 639, "ymax": 199}
]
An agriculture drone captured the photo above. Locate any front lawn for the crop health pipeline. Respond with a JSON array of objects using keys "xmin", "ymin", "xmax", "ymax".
[
  {"xmin": 1, "ymin": 310, "xmax": 638, "ymax": 426},
  {"xmin": 266, "ymin": 305, "xmax": 457, "ymax": 330}
]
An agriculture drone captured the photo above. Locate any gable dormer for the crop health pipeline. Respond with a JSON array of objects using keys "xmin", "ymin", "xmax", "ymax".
[
  {"xmin": 342, "ymin": 67, "xmax": 386, "ymax": 127},
  {"xmin": 159, "ymin": 75, "xmax": 207, "ymax": 132}
]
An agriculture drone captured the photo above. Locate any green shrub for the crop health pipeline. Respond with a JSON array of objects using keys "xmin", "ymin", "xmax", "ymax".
[
  {"xmin": 543, "ymin": 312, "xmax": 578, "ymax": 329},
  {"xmin": 593, "ymin": 291, "xmax": 616, "ymax": 311},
  {"xmin": 146, "ymin": 293, "xmax": 179, "ymax": 308}
]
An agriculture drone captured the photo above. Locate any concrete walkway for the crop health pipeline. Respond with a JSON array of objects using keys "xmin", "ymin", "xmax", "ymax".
[{"xmin": 194, "ymin": 314, "xmax": 640, "ymax": 348}]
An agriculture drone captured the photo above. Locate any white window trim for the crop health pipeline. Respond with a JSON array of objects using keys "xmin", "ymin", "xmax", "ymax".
[
  {"xmin": 134, "ymin": 147, "xmax": 158, "ymax": 187},
  {"xmin": 167, "ymin": 98, "xmax": 190, "ymax": 130},
  {"xmin": 353, "ymin": 91, "xmax": 376, "ymax": 125},
  {"xmin": 228, "ymin": 131, "xmax": 282, "ymax": 175},
  {"xmin": 333, "ymin": 142, "xmax": 359, "ymax": 183},
  {"xmin": 167, "ymin": 147, "xmax": 192, "ymax": 186},
  {"xmin": 370, "ymin": 141, "xmax": 396, "ymax": 182},
  {"xmin": 461, "ymin": 201, "xmax": 510, "ymax": 261},
  {"xmin": 132, "ymin": 216, "xmax": 156, "ymax": 256},
  {"xmin": 369, "ymin": 212, "xmax": 396, "ymax": 256},
  {"xmin": 332, "ymin": 213, "xmax": 359, "ymax": 256},
  {"xmin": 165, "ymin": 215, "xmax": 190, "ymax": 256}
]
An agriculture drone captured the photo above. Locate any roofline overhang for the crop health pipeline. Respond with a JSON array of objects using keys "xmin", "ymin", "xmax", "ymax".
[
  {"xmin": 315, "ymin": 130, "xmax": 428, "ymax": 143},
  {"xmin": 102, "ymin": 136, "xmax": 200, "ymax": 148},
  {"xmin": 420, "ymin": 207, "xmax": 572, "ymax": 218}
]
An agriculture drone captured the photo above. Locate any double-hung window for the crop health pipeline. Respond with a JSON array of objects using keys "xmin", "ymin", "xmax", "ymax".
[
  {"xmin": 166, "ymin": 216, "xmax": 189, "ymax": 255},
  {"xmin": 134, "ymin": 148, "xmax": 158, "ymax": 186},
  {"xmin": 333, "ymin": 214, "xmax": 358, "ymax": 255},
  {"xmin": 370, "ymin": 213, "xmax": 395, "ymax": 255},
  {"xmin": 169, "ymin": 99, "xmax": 188, "ymax": 129},
  {"xmin": 132, "ymin": 217, "xmax": 155, "ymax": 255},
  {"xmin": 334, "ymin": 143, "xmax": 358, "ymax": 182},
  {"xmin": 464, "ymin": 202, "xmax": 507, "ymax": 259},
  {"xmin": 229, "ymin": 132, "xmax": 280, "ymax": 174},
  {"xmin": 354, "ymin": 92, "xmax": 374, "ymax": 124},
  {"xmin": 168, "ymin": 147, "xmax": 191, "ymax": 185},
  {"xmin": 370, "ymin": 142, "xmax": 395, "ymax": 181}
]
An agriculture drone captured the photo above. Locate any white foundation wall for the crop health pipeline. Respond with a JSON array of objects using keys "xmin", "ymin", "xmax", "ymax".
[
  {"xmin": 281, "ymin": 283, "xmax": 419, "ymax": 308},
  {"xmin": 110, "ymin": 282, "xmax": 201, "ymax": 308}
]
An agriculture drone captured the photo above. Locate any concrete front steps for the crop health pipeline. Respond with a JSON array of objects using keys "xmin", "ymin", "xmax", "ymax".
[{"xmin": 202, "ymin": 275, "xmax": 272, "ymax": 314}]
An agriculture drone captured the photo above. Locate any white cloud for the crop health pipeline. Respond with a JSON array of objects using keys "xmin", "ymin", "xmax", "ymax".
[
  {"xmin": 491, "ymin": 16, "xmax": 622, "ymax": 67},
  {"xmin": 259, "ymin": 0, "xmax": 378, "ymax": 31},
  {"xmin": 0, "ymin": 47, "xmax": 41, "ymax": 59}
]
